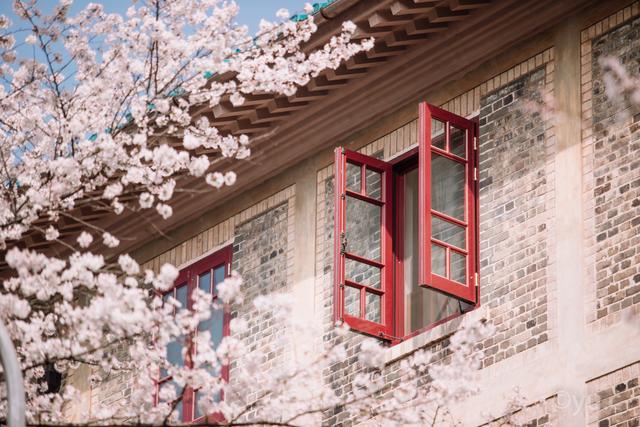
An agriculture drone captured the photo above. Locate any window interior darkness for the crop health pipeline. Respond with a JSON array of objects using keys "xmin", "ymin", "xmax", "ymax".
[{"xmin": 400, "ymin": 166, "xmax": 461, "ymax": 334}]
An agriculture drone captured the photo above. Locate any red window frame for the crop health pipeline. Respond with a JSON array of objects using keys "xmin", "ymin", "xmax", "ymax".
[
  {"xmin": 419, "ymin": 103, "xmax": 477, "ymax": 304},
  {"xmin": 334, "ymin": 102, "xmax": 479, "ymax": 340},
  {"xmin": 334, "ymin": 148, "xmax": 394, "ymax": 338},
  {"xmin": 154, "ymin": 245, "xmax": 232, "ymax": 423}
]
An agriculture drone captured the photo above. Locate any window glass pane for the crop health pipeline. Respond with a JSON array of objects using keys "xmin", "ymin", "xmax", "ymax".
[
  {"xmin": 365, "ymin": 167, "xmax": 381, "ymax": 200},
  {"xmin": 431, "ymin": 244, "xmax": 446, "ymax": 277},
  {"xmin": 402, "ymin": 167, "xmax": 419, "ymax": 331},
  {"xmin": 431, "ymin": 118, "xmax": 445, "ymax": 149},
  {"xmin": 450, "ymin": 125, "xmax": 466, "ymax": 158},
  {"xmin": 163, "ymin": 285, "xmax": 187, "ymax": 377},
  {"xmin": 431, "ymin": 153, "xmax": 465, "ymax": 221},
  {"xmin": 174, "ymin": 398, "xmax": 183, "ymax": 421},
  {"xmin": 344, "ymin": 286, "xmax": 360, "ymax": 318},
  {"xmin": 195, "ymin": 349, "xmax": 222, "ymax": 419},
  {"xmin": 346, "ymin": 162, "xmax": 361, "ymax": 193},
  {"xmin": 450, "ymin": 252, "xmax": 466, "ymax": 284},
  {"xmin": 365, "ymin": 293, "xmax": 381, "ymax": 323},
  {"xmin": 199, "ymin": 271, "xmax": 211, "ymax": 294},
  {"xmin": 213, "ymin": 265, "xmax": 225, "ymax": 290},
  {"xmin": 345, "ymin": 258, "xmax": 380, "ymax": 289},
  {"xmin": 176, "ymin": 284, "xmax": 188, "ymax": 311},
  {"xmin": 431, "ymin": 216, "xmax": 466, "ymax": 249},
  {"xmin": 198, "ymin": 306, "xmax": 224, "ymax": 349},
  {"xmin": 345, "ymin": 195, "xmax": 380, "ymax": 261},
  {"xmin": 194, "ymin": 392, "xmax": 204, "ymax": 420},
  {"xmin": 403, "ymin": 168, "xmax": 461, "ymax": 332},
  {"xmin": 160, "ymin": 366, "xmax": 169, "ymax": 379},
  {"xmin": 166, "ymin": 339, "xmax": 183, "ymax": 368}
]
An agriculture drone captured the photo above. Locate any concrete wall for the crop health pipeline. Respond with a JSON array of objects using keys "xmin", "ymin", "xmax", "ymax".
[{"xmin": 65, "ymin": 1, "xmax": 640, "ymax": 425}]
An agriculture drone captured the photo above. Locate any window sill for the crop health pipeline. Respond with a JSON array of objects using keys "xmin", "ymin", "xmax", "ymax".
[{"xmin": 383, "ymin": 306, "xmax": 487, "ymax": 365}]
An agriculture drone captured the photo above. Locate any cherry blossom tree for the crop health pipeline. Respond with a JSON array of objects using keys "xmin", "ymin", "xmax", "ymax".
[{"xmin": 0, "ymin": 1, "xmax": 493, "ymax": 425}]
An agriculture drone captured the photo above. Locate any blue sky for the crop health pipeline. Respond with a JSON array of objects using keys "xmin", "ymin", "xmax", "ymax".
[
  {"xmin": 0, "ymin": 0, "xmax": 309, "ymax": 90},
  {"xmin": 0, "ymin": 0, "xmax": 308, "ymax": 35}
]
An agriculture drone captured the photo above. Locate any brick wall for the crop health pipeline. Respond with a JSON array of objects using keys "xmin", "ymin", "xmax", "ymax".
[
  {"xmin": 230, "ymin": 202, "xmax": 292, "ymax": 409},
  {"xmin": 587, "ymin": 362, "xmax": 640, "ymax": 427},
  {"xmin": 582, "ymin": 10, "xmax": 640, "ymax": 330},
  {"xmin": 478, "ymin": 66, "xmax": 556, "ymax": 367},
  {"xmin": 87, "ymin": 340, "xmax": 134, "ymax": 415}
]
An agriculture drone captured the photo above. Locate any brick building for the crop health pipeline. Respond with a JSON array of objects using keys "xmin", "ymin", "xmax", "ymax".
[{"xmin": 53, "ymin": 0, "xmax": 640, "ymax": 425}]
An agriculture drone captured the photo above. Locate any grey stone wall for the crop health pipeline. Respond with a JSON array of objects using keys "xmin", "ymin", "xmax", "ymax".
[
  {"xmin": 590, "ymin": 378, "xmax": 640, "ymax": 427},
  {"xmin": 478, "ymin": 67, "xmax": 554, "ymax": 367},
  {"xmin": 588, "ymin": 16, "xmax": 640, "ymax": 325}
]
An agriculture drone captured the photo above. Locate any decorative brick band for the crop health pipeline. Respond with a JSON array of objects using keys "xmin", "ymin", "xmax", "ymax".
[
  {"xmin": 586, "ymin": 361, "xmax": 640, "ymax": 426},
  {"xmin": 481, "ymin": 396, "xmax": 559, "ymax": 426}
]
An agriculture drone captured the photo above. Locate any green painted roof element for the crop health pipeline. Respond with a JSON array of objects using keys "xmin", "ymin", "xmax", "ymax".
[
  {"xmin": 54, "ymin": 3, "xmax": 346, "ymax": 146},
  {"xmin": 204, "ymin": 0, "xmax": 341, "ymax": 76},
  {"xmin": 291, "ymin": 0, "xmax": 338, "ymax": 21}
]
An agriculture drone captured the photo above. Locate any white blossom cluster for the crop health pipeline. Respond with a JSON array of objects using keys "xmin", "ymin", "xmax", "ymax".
[
  {"xmin": 0, "ymin": 0, "xmax": 494, "ymax": 425},
  {"xmin": 0, "ymin": 0, "xmax": 373, "ymax": 248},
  {"xmin": 218, "ymin": 307, "xmax": 495, "ymax": 426}
]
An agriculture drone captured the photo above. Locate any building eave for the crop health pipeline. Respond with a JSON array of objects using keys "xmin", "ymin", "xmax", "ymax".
[{"xmin": 2, "ymin": 0, "xmax": 603, "ymax": 272}]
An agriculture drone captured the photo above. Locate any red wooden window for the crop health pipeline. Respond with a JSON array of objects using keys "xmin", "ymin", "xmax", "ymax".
[
  {"xmin": 155, "ymin": 246, "xmax": 232, "ymax": 423},
  {"xmin": 419, "ymin": 103, "xmax": 477, "ymax": 304},
  {"xmin": 334, "ymin": 148, "xmax": 394, "ymax": 338},
  {"xmin": 334, "ymin": 103, "xmax": 478, "ymax": 341}
]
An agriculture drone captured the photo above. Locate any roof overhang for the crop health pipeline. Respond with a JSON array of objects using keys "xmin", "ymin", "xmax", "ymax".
[{"xmin": 4, "ymin": 0, "xmax": 601, "ymax": 271}]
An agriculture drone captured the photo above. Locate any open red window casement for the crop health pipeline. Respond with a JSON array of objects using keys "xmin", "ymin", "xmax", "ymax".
[
  {"xmin": 419, "ymin": 102, "xmax": 478, "ymax": 304},
  {"xmin": 334, "ymin": 148, "xmax": 394, "ymax": 338}
]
